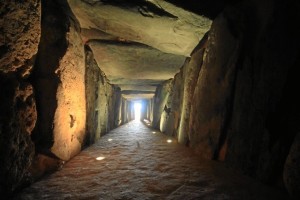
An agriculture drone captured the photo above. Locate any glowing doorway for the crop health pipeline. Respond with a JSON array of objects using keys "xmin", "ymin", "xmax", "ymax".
[{"xmin": 134, "ymin": 102, "xmax": 141, "ymax": 120}]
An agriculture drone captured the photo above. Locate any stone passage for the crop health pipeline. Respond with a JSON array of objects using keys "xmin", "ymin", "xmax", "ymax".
[{"xmin": 15, "ymin": 121, "xmax": 289, "ymax": 200}]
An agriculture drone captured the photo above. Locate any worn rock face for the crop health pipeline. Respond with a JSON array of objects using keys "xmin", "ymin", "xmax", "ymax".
[
  {"xmin": 1, "ymin": 0, "xmax": 299, "ymax": 198},
  {"xmin": 85, "ymin": 46, "xmax": 133, "ymax": 143},
  {"xmin": 177, "ymin": 35, "xmax": 207, "ymax": 145},
  {"xmin": 85, "ymin": 47, "xmax": 101, "ymax": 145},
  {"xmin": 0, "ymin": 0, "xmax": 41, "ymax": 76},
  {"xmin": 153, "ymin": 33, "xmax": 207, "ymax": 142},
  {"xmin": 152, "ymin": 80, "xmax": 172, "ymax": 129},
  {"xmin": 0, "ymin": 0, "xmax": 41, "ymax": 195},
  {"xmin": 162, "ymin": 71, "xmax": 183, "ymax": 137},
  {"xmin": 66, "ymin": 0, "xmax": 212, "ymax": 102},
  {"xmin": 153, "ymin": 0, "xmax": 300, "ymax": 197},
  {"xmin": 189, "ymin": 13, "xmax": 239, "ymax": 159},
  {"xmin": 67, "ymin": 0, "xmax": 211, "ymax": 56},
  {"xmin": 284, "ymin": 133, "xmax": 300, "ymax": 199},
  {"xmin": 0, "ymin": 76, "xmax": 37, "ymax": 195},
  {"xmin": 224, "ymin": 0, "xmax": 300, "ymax": 188},
  {"xmin": 32, "ymin": 0, "xmax": 86, "ymax": 161},
  {"xmin": 88, "ymin": 40, "xmax": 186, "ymax": 91},
  {"xmin": 96, "ymin": 68, "xmax": 121, "ymax": 138},
  {"xmin": 119, "ymin": 98, "xmax": 134, "ymax": 124}
]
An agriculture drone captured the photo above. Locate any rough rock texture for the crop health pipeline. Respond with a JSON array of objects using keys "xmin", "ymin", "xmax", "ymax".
[
  {"xmin": 0, "ymin": 0, "xmax": 41, "ymax": 196},
  {"xmin": 154, "ymin": 33, "xmax": 207, "ymax": 141},
  {"xmin": 153, "ymin": 0, "xmax": 300, "ymax": 197},
  {"xmin": 119, "ymin": 98, "xmax": 134, "ymax": 125},
  {"xmin": 0, "ymin": 0, "xmax": 41, "ymax": 76},
  {"xmin": 67, "ymin": 0, "xmax": 211, "ymax": 56},
  {"xmin": 96, "ymin": 69, "xmax": 121, "ymax": 138},
  {"xmin": 66, "ymin": 0, "xmax": 211, "ymax": 100},
  {"xmin": 166, "ymin": 0, "xmax": 227, "ymax": 19},
  {"xmin": 152, "ymin": 80, "xmax": 173, "ymax": 129},
  {"xmin": 88, "ymin": 41, "xmax": 186, "ymax": 81},
  {"xmin": 189, "ymin": 13, "xmax": 239, "ymax": 159},
  {"xmin": 1, "ymin": 0, "xmax": 300, "ymax": 198},
  {"xmin": 88, "ymin": 40, "xmax": 185, "ymax": 91},
  {"xmin": 0, "ymin": 76, "xmax": 37, "ymax": 195},
  {"xmin": 224, "ymin": 0, "xmax": 300, "ymax": 189},
  {"xmin": 177, "ymin": 35, "xmax": 207, "ymax": 144},
  {"xmin": 32, "ymin": 0, "xmax": 86, "ymax": 161},
  {"xmin": 162, "ymin": 71, "xmax": 183, "ymax": 138},
  {"xmin": 284, "ymin": 133, "xmax": 300, "ymax": 199},
  {"xmin": 85, "ymin": 47, "xmax": 101, "ymax": 146}
]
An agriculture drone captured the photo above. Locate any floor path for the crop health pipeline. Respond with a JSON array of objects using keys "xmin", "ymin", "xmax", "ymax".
[{"xmin": 15, "ymin": 120, "xmax": 290, "ymax": 200}]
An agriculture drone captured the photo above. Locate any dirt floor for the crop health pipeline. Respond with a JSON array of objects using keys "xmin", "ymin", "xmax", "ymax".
[{"xmin": 14, "ymin": 120, "xmax": 290, "ymax": 200}]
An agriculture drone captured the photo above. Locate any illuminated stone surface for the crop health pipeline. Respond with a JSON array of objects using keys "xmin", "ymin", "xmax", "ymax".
[
  {"xmin": 66, "ymin": 0, "xmax": 211, "ymax": 99},
  {"xmin": 67, "ymin": 0, "xmax": 211, "ymax": 56}
]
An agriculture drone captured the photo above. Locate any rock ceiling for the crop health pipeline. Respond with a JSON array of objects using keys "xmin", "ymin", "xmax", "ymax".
[{"xmin": 67, "ymin": 0, "xmax": 212, "ymax": 100}]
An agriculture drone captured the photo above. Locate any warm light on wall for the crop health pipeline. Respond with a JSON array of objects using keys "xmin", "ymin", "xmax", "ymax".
[
  {"xmin": 167, "ymin": 139, "xmax": 172, "ymax": 143},
  {"xmin": 152, "ymin": 131, "xmax": 156, "ymax": 134},
  {"xmin": 108, "ymin": 138, "xmax": 113, "ymax": 142}
]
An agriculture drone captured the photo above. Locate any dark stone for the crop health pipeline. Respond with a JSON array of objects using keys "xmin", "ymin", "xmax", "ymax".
[
  {"xmin": 284, "ymin": 133, "xmax": 300, "ymax": 199},
  {"xmin": 84, "ymin": 47, "xmax": 101, "ymax": 146},
  {"xmin": 0, "ymin": 74, "xmax": 36, "ymax": 196}
]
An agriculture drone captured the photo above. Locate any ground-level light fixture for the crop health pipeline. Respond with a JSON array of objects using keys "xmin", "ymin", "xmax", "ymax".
[
  {"xmin": 167, "ymin": 139, "xmax": 172, "ymax": 143},
  {"xmin": 96, "ymin": 156, "xmax": 105, "ymax": 161}
]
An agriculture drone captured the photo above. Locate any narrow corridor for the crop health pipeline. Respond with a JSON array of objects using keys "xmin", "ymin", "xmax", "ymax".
[{"xmin": 15, "ymin": 121, "xmax": 289, "ymax": 200}]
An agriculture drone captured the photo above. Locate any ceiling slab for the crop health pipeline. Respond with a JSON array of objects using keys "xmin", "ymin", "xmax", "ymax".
[
  {"xmin": 122, "ymin": 93, "xmax": 155, "ymax": 100},
  {"xmin": 67, "ymin": 0, "xmax": 211, "ymax": 56},
  {"xmin": 66, "ymin": 0, "xmax": 211, "ymax": 100},
  {"xmin": 89, "ymin": 40, "xmax": 185, "ymax": 82},
  {"xmin": 119, "ymin": 85, "xmax": 157, "ymax": 92}
]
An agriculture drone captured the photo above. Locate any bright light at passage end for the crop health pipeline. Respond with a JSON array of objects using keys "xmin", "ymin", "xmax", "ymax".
[{"xmin": 134, "ymin": 102, "xmax": 141, "ymax": 120}]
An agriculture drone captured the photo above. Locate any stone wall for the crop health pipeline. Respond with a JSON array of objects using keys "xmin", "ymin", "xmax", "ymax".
[
  {"xmin": 189, "ymin": 13, "xmax": 239, "ymax": 159},
  {"xmin": 160, "ymin": 71, "xmax": 183, "ymax": 137},
  {"xmin": 85, "ymin": 45, "xmax": 122, "ymax": 145},
  {"xmin": 224, "ymin": 1, "xmax": 300, "ymax": 196},
  {"xmin": 0, "ymin": 0, "xmax": 125, "ymax": 195},
  {"xmin": 32, "ymin": 0, "xmax": 86, "ymax": 162},
  {"xmin": 0, "ymin": 0, "xmax": 41, "ymax": 195},
  {"xmin": 153, "ymin": 0, "xmax": 300, "ymax": 197},
  {"xmin": 153, "ymin": 80, "xmax": 172, "ymax": 129},
  {"xmin": 85, "ymin": 47, "xmax": 100, "ymax": 146},
  {"xmin": 96, "ymin": 71, "xmax": 120, "ymax": 137},
  {"xmin": 120, "ymin": 98, "xmax": 134, "ymax": 124},
  {"xmin": 154, "ymin": 33, "xmax": 207, "ymax": 141},
  {"xmin": 140, "ymin": 99, "xmax": 153, "ymax": 122}
]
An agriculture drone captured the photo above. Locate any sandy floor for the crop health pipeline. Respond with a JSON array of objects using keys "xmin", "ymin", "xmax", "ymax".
[{"xmin": 14, "ymin": 120, "xmax": 290, "ymax": 200}]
